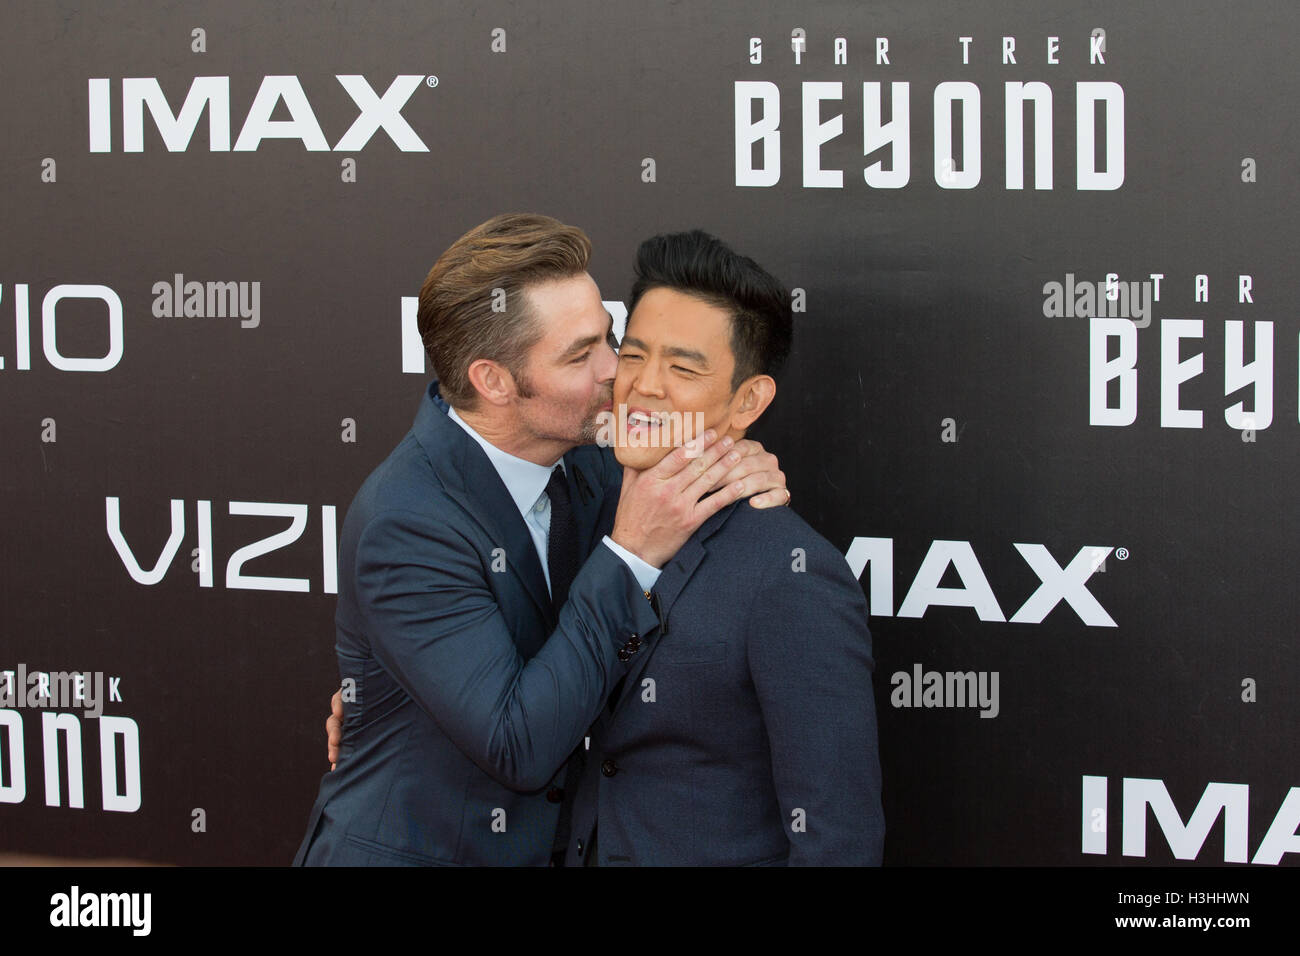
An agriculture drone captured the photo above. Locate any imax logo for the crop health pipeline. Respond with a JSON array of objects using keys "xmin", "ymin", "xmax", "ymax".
[
  {"xmin": 88, "ymin": 75, "xmax": 429, "ymax": 152},
  {"xmin": 845, "ymin": 538, "xmax": 1117, "ymax": 627},
  {"xmin": 1083, "ymin": 775, "xmax": 1300, "ymax": 865}
]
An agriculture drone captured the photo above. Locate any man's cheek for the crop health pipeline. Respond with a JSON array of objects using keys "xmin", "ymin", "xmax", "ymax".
[{"xmin": 676, "ymin": 411, "xmax": 713, "ymax": 449}]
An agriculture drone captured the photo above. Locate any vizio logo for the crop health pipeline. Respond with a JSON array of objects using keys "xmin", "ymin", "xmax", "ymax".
[
  {"xmin": 106, "ymin": 498, "xmax": 338, "ymax": 593},
  {"xmin": 0, "ymin": 283, "xmax": 123, "ymax": 372}
]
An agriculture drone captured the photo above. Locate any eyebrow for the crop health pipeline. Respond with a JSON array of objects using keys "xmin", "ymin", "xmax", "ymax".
[
  {"xmin": 557, "ymin": 312, "xmax": 615, "ymax": 361},
  {"xmin": 620, "ymin": 334, "xmax": 710, "ymax": 368}
]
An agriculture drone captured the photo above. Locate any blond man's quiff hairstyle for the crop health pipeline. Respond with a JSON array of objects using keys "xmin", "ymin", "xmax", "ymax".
[{"xmin": 417, "ymin": 213, "xmax": 593, "ymax": 409}]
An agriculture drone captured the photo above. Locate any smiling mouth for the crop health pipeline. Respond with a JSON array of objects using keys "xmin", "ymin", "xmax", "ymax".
[
  {"xmin": 626, "ymin": 410, "xmax": 668, "ymax": 428},
  {"xmin": 603, "ymin": 404, "xmax": 705, "ymax": 452}
]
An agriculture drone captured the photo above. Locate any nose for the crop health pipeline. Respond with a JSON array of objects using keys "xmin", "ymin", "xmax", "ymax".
[
  {"xmin": 631, "ymin": 357, "xmax": 666, "ymax": 398},
  {"xmin": 595, "ymin": 337, "xmax": 617, "ymax": 384}
]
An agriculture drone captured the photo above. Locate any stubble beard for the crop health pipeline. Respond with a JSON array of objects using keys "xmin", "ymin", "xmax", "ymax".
[
  {"xmin": 518, "ymin": 384, "xmax": 611, "ymax": 450},
  {"xmin": 577, "ymin": 386, "xmax": 613, "ymax": 445}
]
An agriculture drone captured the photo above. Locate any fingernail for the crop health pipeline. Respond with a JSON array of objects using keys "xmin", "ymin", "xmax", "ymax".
[
  {"xmin": 720, "ymin": 436, "xmax": 733, "ymax": 448},
  {"xmin": 728, "ymin": 451, "xmax": 740, "ymax": 463},
  {"xmin": 703, "ymin": 429, "xmax": 717, "ymax": 442}
]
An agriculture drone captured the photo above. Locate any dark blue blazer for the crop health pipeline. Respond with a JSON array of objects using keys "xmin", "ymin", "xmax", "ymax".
[
  {"xmin": 294, "ymin": 381, "xmax": 659, "ymax": 866},
  {"xmin": 565, "ymin": 500, "xmax": 885, "ymax": 866}
]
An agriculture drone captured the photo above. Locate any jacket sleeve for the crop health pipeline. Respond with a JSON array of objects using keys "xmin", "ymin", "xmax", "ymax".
[
  {"xmin": 354, "ymin": 507, "xmax": 660, "ymax": 793},
  {"xmin": 746, "ymin": 542, "xmax": 886, "ymax": 865}
]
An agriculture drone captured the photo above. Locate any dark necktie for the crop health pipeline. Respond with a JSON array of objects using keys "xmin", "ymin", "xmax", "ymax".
[{"xmin": 545, "ymin": 465, "xmax": 579, "ymax": 613}]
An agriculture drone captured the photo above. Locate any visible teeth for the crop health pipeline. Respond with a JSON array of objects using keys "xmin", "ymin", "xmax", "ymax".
[{"xmin": 629, "ymin": 412, "xmax": 661, "ymax": 426}]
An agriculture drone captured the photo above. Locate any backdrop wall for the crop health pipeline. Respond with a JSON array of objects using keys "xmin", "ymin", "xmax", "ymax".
[{"xmin": 2, "ymin": 0, "xmax": 1295, "ymax": 866}]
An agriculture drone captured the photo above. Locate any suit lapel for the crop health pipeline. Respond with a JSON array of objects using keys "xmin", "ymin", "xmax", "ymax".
[
  {"xmin": 411, "ymin": 382, "xmax": 554, "ymax": 625},
  {"xmin": 563, "ymin": 451, "xmax": 606, "ymax": 559},
  {"xmin": 609, "ymin": 501, "xmax": 741, "ymax": 718}
]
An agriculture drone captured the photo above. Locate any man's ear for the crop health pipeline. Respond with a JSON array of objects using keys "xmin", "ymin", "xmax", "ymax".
[
  {"xmin": 465, "ymin": 358, "xmax": 517, "ymax": 407},
  {"xmin": 730, "ymin": 375, "xmax": 777, "ymax": 431}
]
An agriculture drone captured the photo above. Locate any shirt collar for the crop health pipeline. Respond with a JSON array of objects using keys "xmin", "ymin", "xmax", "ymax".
[{"xmin": 447, "ymin": 406, "xmax": 560, "ymax": 518}]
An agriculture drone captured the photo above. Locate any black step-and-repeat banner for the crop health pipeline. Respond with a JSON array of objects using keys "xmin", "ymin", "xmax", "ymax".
[{"xmin": 2, "ymin": 0, "xmax": 1296, "ymax": 866}]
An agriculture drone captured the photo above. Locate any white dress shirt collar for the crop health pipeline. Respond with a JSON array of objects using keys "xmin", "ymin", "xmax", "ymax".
[{"xmin": 447, "ymin": 406, "xmax": 560, "ymax": 517}]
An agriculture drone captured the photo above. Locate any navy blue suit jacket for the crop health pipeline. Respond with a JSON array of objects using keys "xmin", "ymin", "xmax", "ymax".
[
  {"xmin": 565, "ymin": 500, "xmax": 885, "ymax": 866},
  {"xmin": 294, "ymin": 382, "xmax": 658, "ymax": 866}
]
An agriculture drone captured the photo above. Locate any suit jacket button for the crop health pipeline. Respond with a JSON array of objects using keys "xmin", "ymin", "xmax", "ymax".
[
  {"xmin": 601, "ymin": 759, "xmax": 618, "ymax": 777},
  {"xmin": 546, "ymin": 787, "xmax": 564, "ymax": 803},
  {"xmin": 617, "ymin": 648, "xmax": 631, "ymax": 662},
  {"xmin": 576, "ymin": 839, "xmax": 584, "ymax": 856}
]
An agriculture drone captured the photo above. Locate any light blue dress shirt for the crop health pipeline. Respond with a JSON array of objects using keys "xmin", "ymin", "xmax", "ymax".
[{"xmin": 447, "ymin": 407, "xmax": 660, "ymax": 595}]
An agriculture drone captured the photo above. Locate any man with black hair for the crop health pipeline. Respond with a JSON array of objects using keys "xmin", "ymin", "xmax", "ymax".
[
  {"xmin": 565, "ymin": 231, "xmax": 885, "ymax": 866},
  {"xmin": 296, "ymin": 216, "xmax": 790, "ymax": 867}
]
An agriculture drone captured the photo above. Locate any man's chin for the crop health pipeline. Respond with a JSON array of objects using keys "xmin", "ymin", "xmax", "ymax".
[
  {"xmin": 577, "ymin": 412, "xmax": 609, "ymax": 445},
  {"xmin": 614, "ymin": 443, "xmax": 676, "ymax": 470},
  {"xmin": 578, "ymin": 400, "xmax": 615, "ymax": 445}
]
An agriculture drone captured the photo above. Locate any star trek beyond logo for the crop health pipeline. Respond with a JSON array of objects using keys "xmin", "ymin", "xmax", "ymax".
[
  {"xmin": 735, "ymin": 31, "xmax": 1123, "ymax": 189},
  {"xmin": 1084, "ymin": 274, "xmax": 1284, "ymax": 433},
  {"xmin": 0, "ymin": 665, "xmax": 140, "ymax": 813},
  {"xmin": 87, "ymin": 75, "xmax": 430, "ymax": 152}
]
